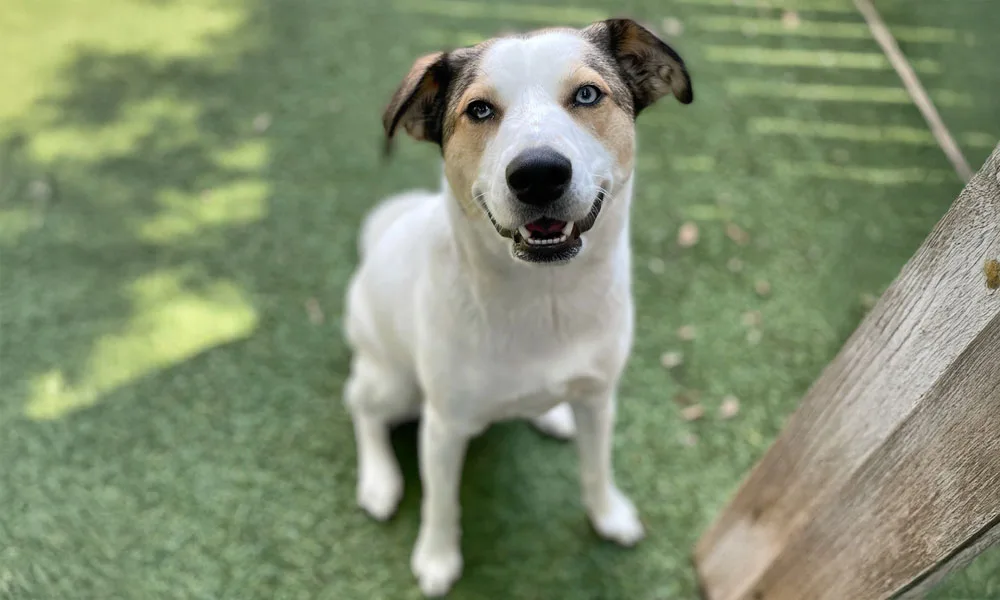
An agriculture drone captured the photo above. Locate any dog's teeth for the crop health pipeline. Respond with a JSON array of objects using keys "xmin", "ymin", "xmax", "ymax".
[
  {"xmin": 562, "ymin": 221, "xmax": 575, "ymax": 236},
  {"xmin": 519, "ymin": 226, "xmax": 531, "ymax": 239},
  {"xmin": 523, "ymin": 232, "xmax": 569, "ymax": 247}
]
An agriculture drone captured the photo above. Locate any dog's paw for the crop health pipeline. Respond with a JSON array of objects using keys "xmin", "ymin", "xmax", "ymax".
[
  {"xmin": 411, "ymin": 532, "xmax": 463, "ymax": 597},
  {"xmin": 357, "ymin": 459, "xmax": 404, "ymax": 521},
  {"xmin": 589, "ymin": 486, "xmax": 645, "ymax": 547},
  {"xmin": 531, "ymin": 403, "xmax": 576, "ymax": 440}
]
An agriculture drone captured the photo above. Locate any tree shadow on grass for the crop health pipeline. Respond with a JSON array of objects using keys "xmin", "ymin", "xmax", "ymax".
[
  {"xmin": 1, "ymin": 0, "xmax": 994, "ymax": 598},
  {"xmin": 0, "ymin": 1, "xmax": 638, "ymax": 598}
]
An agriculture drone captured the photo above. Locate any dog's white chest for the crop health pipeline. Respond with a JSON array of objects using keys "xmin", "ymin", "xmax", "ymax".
[
  {"xmin": 488, "ymin": 369, "xmax": 596, "ymax": 421},
  {"xmin": 437, "ymin": 315, "xmax": 620, "ymax": 428}
]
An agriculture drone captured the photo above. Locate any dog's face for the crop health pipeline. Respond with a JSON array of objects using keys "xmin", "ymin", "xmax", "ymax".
[{"xmin": 383, "ymin": 19, "xmax": 692, "ymax": 264}]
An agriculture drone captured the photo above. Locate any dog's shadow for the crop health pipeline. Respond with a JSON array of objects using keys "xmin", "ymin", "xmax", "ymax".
[{"xmin": 389, "ymin": 420, "xmax": 637, "ymax": 600}]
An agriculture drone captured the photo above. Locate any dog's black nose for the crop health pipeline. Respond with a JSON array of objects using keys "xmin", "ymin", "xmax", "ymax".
[{"xmin": 505, "ymin": 147, "xmax": 572, "ymax": 206}]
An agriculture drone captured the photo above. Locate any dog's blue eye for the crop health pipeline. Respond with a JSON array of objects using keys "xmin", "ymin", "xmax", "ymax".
[
  {"xmin": 466, "ymin": 100, "xmax": 494, "ymax": 121},
  {"xmin": 574, "ymin": 85, "xmax": 602, "ymax": 106}
]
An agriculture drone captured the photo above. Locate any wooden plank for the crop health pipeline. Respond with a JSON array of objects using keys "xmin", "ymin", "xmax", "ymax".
[
  {"xmin": 694, "ymin": 143, "xmax": 1000, "ymax": 600},
  {"xmin": 894, "ymin": 517, "xmax": 1000, "ymax": 599}
]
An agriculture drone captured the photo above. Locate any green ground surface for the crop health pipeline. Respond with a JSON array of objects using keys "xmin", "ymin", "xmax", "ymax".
[{"xmin": 1, "ymin": 0, "xmax": 997, "ymax": 598}]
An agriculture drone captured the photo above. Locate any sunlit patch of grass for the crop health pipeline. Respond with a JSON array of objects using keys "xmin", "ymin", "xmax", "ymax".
[
  {"xmin": 137, "ymin": 139, "xmax": 271, "ymax": 243},
  {"xmin": 692, "ymin": 16, "xmax": 957, "ymax": 43},
  {"xmin": 140, "ymin": 180, "xmax": 268, "ymax": 243},
  {"xmin": 749, "ymin": 118, "xmax": 998, "ymax": 149},
  {"xmin": 773, "ymin": 161, "xmax": 955, "ymax": 185},
  {"xmin": 672, "ymin": 0, "xmax": 856, "ymax": 13},
  {"xmin": 639, "ymin": 155, "xmax": 718, "ymax": 173},
  {"xmin": 726, "ymin": 80, "xmax": 973, "ymax": 106},
  {"xmin": 392, "ymin": 0, "xmax": 605, "ymax": 25},
  {"xmin": 0, "ymin": 0, "xmax": 246, "ymax": 123},
  {"xmin": 25, "ymin": 269, "xmax": 258, "ymax": 420},
  {"xmin": 749, "ymin": 117, "xmax": 933, "ymax": 144},
  {"xmin": 0, "ymin": 208, "xmax": 41, "ymax": 242},
  {"xmin": 705, "ymin": 45, "xmax": 939, "ymax": 72},
  {"xmin": 962, "ymin": 132, "xmax": 999, "ymax": 149},
  {"xmin": 26, "ymin": 98, "xmax": 203, "ymax": 163}
]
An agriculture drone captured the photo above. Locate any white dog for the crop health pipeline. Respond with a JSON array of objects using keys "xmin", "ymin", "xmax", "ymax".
[{"xmin": 343, "ymin": 19, "xmax": 692, "ymax": 597}]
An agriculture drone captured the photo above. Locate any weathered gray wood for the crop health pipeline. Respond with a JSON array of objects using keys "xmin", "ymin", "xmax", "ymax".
[
  {"xmin": 894, "ymin": 517, "xmax": 1000, "ymax": 599},
  {"xmin": 694, "ymin": 143, "xmax": 1000, "ymax": 600}
]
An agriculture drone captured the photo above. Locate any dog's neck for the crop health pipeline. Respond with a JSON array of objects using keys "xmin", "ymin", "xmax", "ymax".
[{"xmin": 440, "ymin": 174, "xmax": 634, "ymax": 289}]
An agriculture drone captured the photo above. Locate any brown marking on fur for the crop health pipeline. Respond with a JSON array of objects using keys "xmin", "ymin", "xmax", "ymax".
[
  {"xmin": 443, "ymin": 81, "xmax": 502, "ymax": 218},
  {"xmin": 382, "ymin": 44, "xmax": 489, "ymax": 155},
  {"xmin": 382, "ymin": 52, "xmax": 448, "ymax": 149},
  {"xmin": 580, "ymin": 48, "xmax": 635, "ymax": 116},
  {"xmin": 581, "ymin": 18, "xmax": 693, "ymax": 114},
  {"xmin": 562, "ymin": 65, "xmax": 636, "ymax": 178}
]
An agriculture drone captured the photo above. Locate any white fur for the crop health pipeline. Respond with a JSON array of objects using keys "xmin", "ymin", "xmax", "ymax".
[
  {"xmin": 476, "ymin": 33, "xmax": 618, "ymax": 240},
  {"xmin": 344, "ymin": 32, "xmax": 643, "ymax": 598}
]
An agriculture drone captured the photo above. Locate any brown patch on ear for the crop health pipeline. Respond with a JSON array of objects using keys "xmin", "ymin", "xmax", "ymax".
[
  {"xmin": 382, "ymin": 52, "xmax": 451, "ymax": 154},
  {"xmin": 583, "ymin": 18, "xmax": 693, "ymax": 115}
]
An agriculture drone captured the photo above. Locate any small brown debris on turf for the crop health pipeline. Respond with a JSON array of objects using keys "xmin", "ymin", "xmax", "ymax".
[
  {"xmin": 305, "ymin": 297, "xmax": 324, "ymax": 324},
  {"xmin": 680, "ymin": 432, "xmax": 699, "ymax": 447},
  {"xmin": 681, "ymin": 404, "xmax": 705, "ymax": 421},
  {"xmin": 741, "ymin": 310, "xmax": 762, "ymax": 327},
  {"xmin": 673, "ymin": 389, "xmax": 702, "ymax": 406},
  {"xmin": 660, "ymin": 351, "xmax": 683, "ymax": 369},
  {"xmin": 662, "ymin": 17, "xmax": 684, "ymax": 37},
  {"xmin": 746, "ymin": 329, "xmax": 763, "ymax": 346},
  {"xmin": 985, "ymin": 259, "xmax": 1000, "ymax": 290},
  {"xmin": 677, "ymin": 222, "xmax": 700, "ymax": 248},
  {"xmin": 719, "ymin": 396, "xmax": 741, "ymax": 419},
  {"xmin": 727, "ymin": 257, "xmax": 744, "ymax": 273},
  {"xmin": 678, "ymin": 325, "xmax": 697, "ymax": 341},
  {"xmin": 725, "ymin": 222, "xmax": 751, "ymax": 246},
  {"xmin": 755, "ymin": 279, "xmax": 772, "ymax": 297},
  {"xmin": 252, "ymin": 112, "xmax": 272, "ymax": 133},
  {"xmin": 781, "ymin": 10, "xmax": 801, "ymax": 29}
]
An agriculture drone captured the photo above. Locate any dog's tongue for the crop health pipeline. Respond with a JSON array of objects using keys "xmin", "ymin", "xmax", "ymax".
[{"xmin": 525, "ymin": 217, "xmax": 567, "ymax": 235}]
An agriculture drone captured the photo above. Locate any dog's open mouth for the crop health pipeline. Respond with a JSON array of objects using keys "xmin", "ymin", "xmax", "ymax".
[{"xmin": 483, "ymin": 190, "xmax": 605, "ymax": 264}]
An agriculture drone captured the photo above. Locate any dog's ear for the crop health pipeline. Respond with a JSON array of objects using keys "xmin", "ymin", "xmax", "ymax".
[
  {"xmin": 585, "ymin": 18, "xmax": 693, "ymax": 115},
  {"xmin": 382, "ymin": 52, "xmax": 452, "ymax": 154}
]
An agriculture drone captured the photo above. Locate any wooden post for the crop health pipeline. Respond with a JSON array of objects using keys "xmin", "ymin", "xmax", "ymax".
[{"xmin": 694, "ymin": 143, "xmax": 1000, "ymax": 600}]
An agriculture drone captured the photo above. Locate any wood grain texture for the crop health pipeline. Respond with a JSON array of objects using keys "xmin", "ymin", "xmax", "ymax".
[
  {"xmin": 895, "ymin": 517, "xmax": 1000, "ymax": 599},
  {"xmin": 694, "ymin": 143, "xmax": 1000, "ymax": 600}
]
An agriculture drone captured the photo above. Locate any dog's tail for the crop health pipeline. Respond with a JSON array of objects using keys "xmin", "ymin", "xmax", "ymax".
[{"xmin": 358, "ymin": 191, "xmax": 430, "ymax": 258}]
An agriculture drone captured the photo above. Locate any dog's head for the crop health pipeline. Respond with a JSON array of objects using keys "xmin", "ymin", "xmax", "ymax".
[{"xmin": 382, "ymin": 19, "xmax": 692, "ymax": 265}]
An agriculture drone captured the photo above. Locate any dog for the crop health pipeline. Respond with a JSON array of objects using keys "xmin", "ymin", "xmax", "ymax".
[{"xmin": 342, "ymin": 18, "xmax": 692, "ymax": 597}]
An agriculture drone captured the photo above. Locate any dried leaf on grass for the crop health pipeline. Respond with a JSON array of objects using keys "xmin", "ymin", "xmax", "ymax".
[
  {"xmin": 681, "ymin": 404, "xmax": 705, "ymax": 421},
  {"xmin": 660, "ymin": 351, "xmax": 683, "ymax": 369},
  {"xmin": 677, "ymin": 222, "xmax": 700, "ymax": 248},
  {"xmin": 719, "ymin": 396, "xmax": 741, "ymax": 419}
]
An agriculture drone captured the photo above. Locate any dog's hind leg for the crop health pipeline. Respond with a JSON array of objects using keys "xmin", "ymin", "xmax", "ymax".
[{"xmin": 344, "ymin": 354, "xmax": 419, "ymax": 521}]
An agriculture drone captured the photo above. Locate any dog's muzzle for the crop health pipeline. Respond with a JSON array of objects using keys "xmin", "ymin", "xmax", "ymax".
[{"xmin": 479, "ymin": 188, "xmax": 606, "ymax": 265}]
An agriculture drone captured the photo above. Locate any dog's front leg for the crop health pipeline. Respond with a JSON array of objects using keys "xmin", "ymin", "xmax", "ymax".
[
  {"xmin": 411, "ymin": 405, "xmax": 469, "ymax": 597},
  {"xmin": 572, "ymin": 391, "xmax": 645, "ymax": 546}
]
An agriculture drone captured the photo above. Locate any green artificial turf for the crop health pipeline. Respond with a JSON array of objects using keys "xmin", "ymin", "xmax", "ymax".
[{"xmin": 1, "ymin": 0, "xmax": 998, "ymax": 598}]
